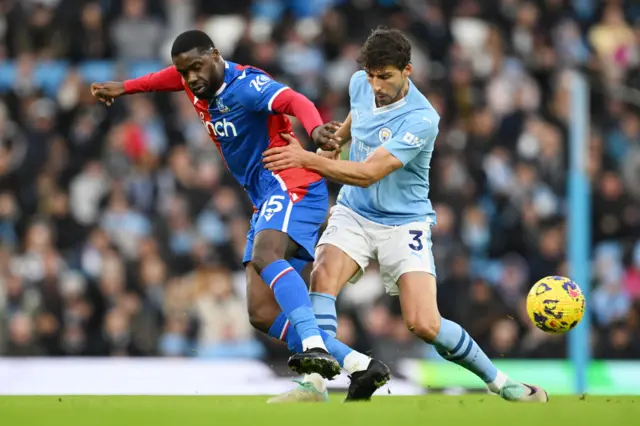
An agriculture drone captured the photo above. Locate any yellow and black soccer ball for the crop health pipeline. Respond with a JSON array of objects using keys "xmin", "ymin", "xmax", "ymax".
[{"xmin": 526, "ymin": 276, "xmax": 586, "ymax": 333}]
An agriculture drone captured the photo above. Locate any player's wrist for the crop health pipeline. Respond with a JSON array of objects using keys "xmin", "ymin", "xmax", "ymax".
[
  {"xmin": 120, "ymin": 80, "xmax": 132, "ymax": 95},
  {"xmin": 310, "ymin": 125, "xmax": 323, "ymax": 145},
  {"xmin": 302, "ymin": 150, "xmax": 320, "ymax": 169}
]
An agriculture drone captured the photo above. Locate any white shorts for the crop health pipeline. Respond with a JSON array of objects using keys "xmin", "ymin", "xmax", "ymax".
[{"xmin": 316, "ymin": 205, "xmax": 436, "ymax": 296}]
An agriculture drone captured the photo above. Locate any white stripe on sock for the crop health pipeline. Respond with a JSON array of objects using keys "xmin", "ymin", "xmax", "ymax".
[
  {"xmin": 269, "ymin": 267, "xmax": 294, "ymax": 289},
  {"xmin": 279, "ymin": 320, "xmax": 290, "ymax": 341}
]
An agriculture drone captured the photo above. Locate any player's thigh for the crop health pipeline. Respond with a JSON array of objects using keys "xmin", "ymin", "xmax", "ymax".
[
  {"xmin": 376, "ymin": 222, "xmax": 437, "ymax": 296},
  {"xmin": 311, "ymin": 244, "xmax": 361, "ymax": 297},
  {"xmin": 312, "ymin": 205, "xmax": 373, "ymax": 296},
  {"xmin": 252, "ymin": 181, "xmax": 328, "ymax": 270},
  {"xmin": 245, "ymin": 261, "xmax": 281, "ymax": 333},
  {"xmin": 377, "ymin": 222, "xmax": 441, "ymax": 340}
]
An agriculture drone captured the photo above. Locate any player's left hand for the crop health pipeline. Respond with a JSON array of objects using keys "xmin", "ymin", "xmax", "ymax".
[
  {"xmin": 262, "ymin": 133, "xmax": 312, "ymax": 171},
  {"xmin": 311, "ymin": 121, "xmax": 342, "ymax": 151}
]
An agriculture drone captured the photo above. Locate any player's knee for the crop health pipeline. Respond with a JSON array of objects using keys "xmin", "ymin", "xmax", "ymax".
[
  {"xmin": 251, "ymin": 231, "xmax": 289, "ymax": 273},
  {"xmin": 310, "ymin": 263, "xmax": 340, "ymax": 296},
  {"xmin": 251, "ymin": 245, "xmax": 280, "ymax": 274},
  {"xmin": 406, "ymin": 314, "xmax": 441, "ymax": 343},
  {"xmin": 251, "ymin": 253, "xmax": 271, "ymax": 275}
]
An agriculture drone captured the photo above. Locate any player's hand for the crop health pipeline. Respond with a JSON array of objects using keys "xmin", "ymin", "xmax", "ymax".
[
  {"xmin": 262, "ymin": 133, "xmax": 312, "ymax": 172},
  {"xmin": 311, "ymin": 121, "xmax": 342, "ymax": 151},
  {"xmin": 316, "ymin": 147, "xmax": 341, "ymax": 160},
  {"xmin": 90, "ymin": 81, "xmax": 125, "ymax": 106}
]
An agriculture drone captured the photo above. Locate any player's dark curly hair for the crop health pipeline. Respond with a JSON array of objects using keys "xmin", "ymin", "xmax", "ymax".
[
  {"xmin": 171, "ymin": 30, "xmax": 215, "ymax": 57},
  {"xmin": 357, "ymin": 26, "xmax": 411, "ymax": 71}
]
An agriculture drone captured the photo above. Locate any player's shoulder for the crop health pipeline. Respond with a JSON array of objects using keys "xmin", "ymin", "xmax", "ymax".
[
  {"xmin": 227, "ymin": 62, "xmax": 283, "ymax": 107},
  {"xmin": 405, "ymin": 89, "xmax": 440, "ymax": 128},
  {"xmin": 228, "ymin": 62, "xmax": 270, "ymax": 85},
  {"xmin": 350, "ymin": 70, "xmax": 367, "ymax": 84},
  {"xmin": 349, "ymin": 70, "xmax": 368, "ymax": 97},
  {"xmin": 397, "ymin": 107, "xmax": 440, "ymax": 139}
]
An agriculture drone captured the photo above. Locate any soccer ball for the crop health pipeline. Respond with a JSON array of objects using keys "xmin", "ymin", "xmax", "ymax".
[{"xmin": 526, "ymin": 276, "xmax": 586, "ymax": 333}]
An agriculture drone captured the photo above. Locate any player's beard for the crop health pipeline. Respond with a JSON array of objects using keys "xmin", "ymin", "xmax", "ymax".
[{"xmin": 379, "ymin": 77, "xmax": 409, "ymax": 106}]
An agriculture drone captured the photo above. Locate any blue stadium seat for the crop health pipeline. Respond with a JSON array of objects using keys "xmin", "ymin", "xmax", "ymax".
[{"xmin": 79, "ymin": 61, "xmax": 117, "ymax": 83}]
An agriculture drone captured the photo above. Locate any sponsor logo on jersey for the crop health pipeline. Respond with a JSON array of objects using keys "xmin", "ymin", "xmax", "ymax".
[
  {"xmin": 200, "ymin": 112, "xmax": 237, "ymax": 138},
  {"xmin": 250, "ymin": 75, "xmax": 272, "ymax": 92},
  {"xmin": 402, "ymin": 131, "xmax": 424, "ymax": 146}
]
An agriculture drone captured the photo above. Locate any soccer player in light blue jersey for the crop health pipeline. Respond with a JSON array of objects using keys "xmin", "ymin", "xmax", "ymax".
[{"xmin": 264, "ymin": 27, "xmax": 548, "ymax": 403}]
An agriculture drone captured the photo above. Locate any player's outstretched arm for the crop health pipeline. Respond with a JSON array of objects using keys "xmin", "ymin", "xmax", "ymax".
[
  {"xmin": 264, "ymin": 117, "xmax": 437, "ymax": 187},
  {"xmin": 263, "ymin": 133, "xmax": 402, "ymax": 187},
  {"xmin": 91, "ymin": 66, "xmax": 184, "ymax": 106}
]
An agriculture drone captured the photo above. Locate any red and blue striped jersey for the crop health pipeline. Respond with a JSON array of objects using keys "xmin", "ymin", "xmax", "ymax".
[
  {"xmin": 124, "ymin": 61, "xmax": 323, "ymax": 209},
  {"xmin": 184, "ymin": 61, "xmax": 322, "ymax": 208}
]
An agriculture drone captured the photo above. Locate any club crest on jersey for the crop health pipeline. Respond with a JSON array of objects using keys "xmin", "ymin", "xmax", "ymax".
[
  {"xmin": 378, "ymin": 127, "xmax": 393, "ymax": 143},
  {"xmin": 216, "ymin": 97, "xmax": 230, "ymax": 113}
]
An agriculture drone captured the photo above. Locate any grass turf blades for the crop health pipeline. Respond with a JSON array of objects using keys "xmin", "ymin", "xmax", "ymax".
[{"xmin": 1, "ymin": 395, "xmax": 637, "ymax": 426}]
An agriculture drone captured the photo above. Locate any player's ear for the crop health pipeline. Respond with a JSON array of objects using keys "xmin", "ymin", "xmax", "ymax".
[{"xmin": 404, "ymin": 63, "xmax": 412, "ymax": 77}]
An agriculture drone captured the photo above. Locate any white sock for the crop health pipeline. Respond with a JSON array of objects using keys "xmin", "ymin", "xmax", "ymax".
[
  {"xmin": 303, "ymin": 373, "xmax": 326, "ymax": 392},
  {"xmin": 487, "ymin": 370, "xmax": 508, "ymax": 393},
  {"xmin": 302, "ymin": 335, "xmax": 327, "ymax": 351},
  {"xmin": 343, "ymin": 351, "xmax": 372, "ymax": 375}
]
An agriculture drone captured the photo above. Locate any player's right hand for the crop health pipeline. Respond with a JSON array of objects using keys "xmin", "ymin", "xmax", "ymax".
[
  {"xmin": 311, "ymin": 121, "xmax": 342, "ymax": 151},
  {"xmin": 90, "ymin": 82, "xmax": 125, "ymax": 106},
  {"xmin": 316, "ymin": 147, "xmax": 341, "ymax": 160}
]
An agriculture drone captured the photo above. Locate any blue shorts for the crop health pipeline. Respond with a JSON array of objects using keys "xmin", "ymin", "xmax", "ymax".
[{"xmin": 243, "ymin": 179, "xmax": 328, "ymax": 265}]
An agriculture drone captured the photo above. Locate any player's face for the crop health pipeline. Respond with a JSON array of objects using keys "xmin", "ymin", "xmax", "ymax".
[
  {"xmin": 173, "ymin": 48, "xmax": 223, "ymax": 98},
  {"xmin": 366, "ymin": 64, "xmax": 412, "ymax": 106}
]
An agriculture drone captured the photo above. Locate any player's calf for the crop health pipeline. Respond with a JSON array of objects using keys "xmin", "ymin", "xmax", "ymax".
[
  {"xmin": 246, "ymin": 264, "xmax": 282, "ymax": 334},
  {"xmin": 251, "ymin": 229, "xmax": 325, "ymax": 349},
  {"xmin": 398, "ymin": 271, "xmax": 548, "ymax": 403},
  {"xmin": 252, "ymin": 229, "xmax": 340, "ymax": 379}
]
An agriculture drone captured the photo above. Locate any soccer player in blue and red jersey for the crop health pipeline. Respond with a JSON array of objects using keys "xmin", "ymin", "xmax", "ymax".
[{"xmin": 90, "ymin": 30, "xmax": 378, "ymax": 381}]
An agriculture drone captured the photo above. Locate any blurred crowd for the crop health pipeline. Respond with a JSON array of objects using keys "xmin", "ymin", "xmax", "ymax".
[{"xmin": 0, "ymin": 0, "xmax": 639, "ymax": 363}]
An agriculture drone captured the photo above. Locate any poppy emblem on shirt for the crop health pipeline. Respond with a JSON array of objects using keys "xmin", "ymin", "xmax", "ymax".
[
  {"xmin": 378, "ymin": 127, "xmax": 392, "ymax": 143},
  {"xmin": 216, "ymin": 97, "xmax": 230, "ymax": 113}
]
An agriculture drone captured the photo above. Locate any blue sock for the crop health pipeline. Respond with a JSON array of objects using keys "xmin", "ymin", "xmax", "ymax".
[
  {"xmin": 310, "ymin": 292, "xmax": 355, "ymax": 367},
  {"xmin": 261, "ymin": 260, "xmax": 321, "ymax": 344},
  {"xmin": 268, "ymin": 312, "xmax": 354, "ymax": 368},
  {"xmin": 268, "ymin": 312, "xmax": 298, "ymax": 350},
  {"xmin": 288, "ymin": 258, "xmax": 307, "ymax": 275},
  {"xmin": 311, "ymin": 292, "xmax": 338, "ymax": 337},
  {"xmin": 434, "ymin": 318, "xmax": 498, "ymax": 383}
]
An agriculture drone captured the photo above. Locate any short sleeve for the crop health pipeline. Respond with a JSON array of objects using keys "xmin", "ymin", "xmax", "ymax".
[
  {"xmin": 382, "ymin": 115, "xmax": 439, "ymax": 165},
  {"xmin": 235, "ymin": 70, "xmax": 289, "ymax": 113}
]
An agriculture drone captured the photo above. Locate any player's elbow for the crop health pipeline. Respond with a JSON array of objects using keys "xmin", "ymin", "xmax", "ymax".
[
  {"xmin": 357, "ymin": 179, "xmax": 374, "ymax": 188},
  {"xmin": 359, "ymin": 169, "xmax": 384, "ymax": 187},
  {"xmin": 357, "ymin": 176, "xmax": 376, "ymax": 188}
]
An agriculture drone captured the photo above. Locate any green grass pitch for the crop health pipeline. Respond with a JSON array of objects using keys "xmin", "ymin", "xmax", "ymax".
[{"xmin": 1, "ymin": 395, "xmax": 638, "ymax": 426}]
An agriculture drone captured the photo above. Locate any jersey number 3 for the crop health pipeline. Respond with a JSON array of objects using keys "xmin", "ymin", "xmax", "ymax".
[{"xmin": 408, "ymin": 230, "xmax": 423, "ymax": 251}]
